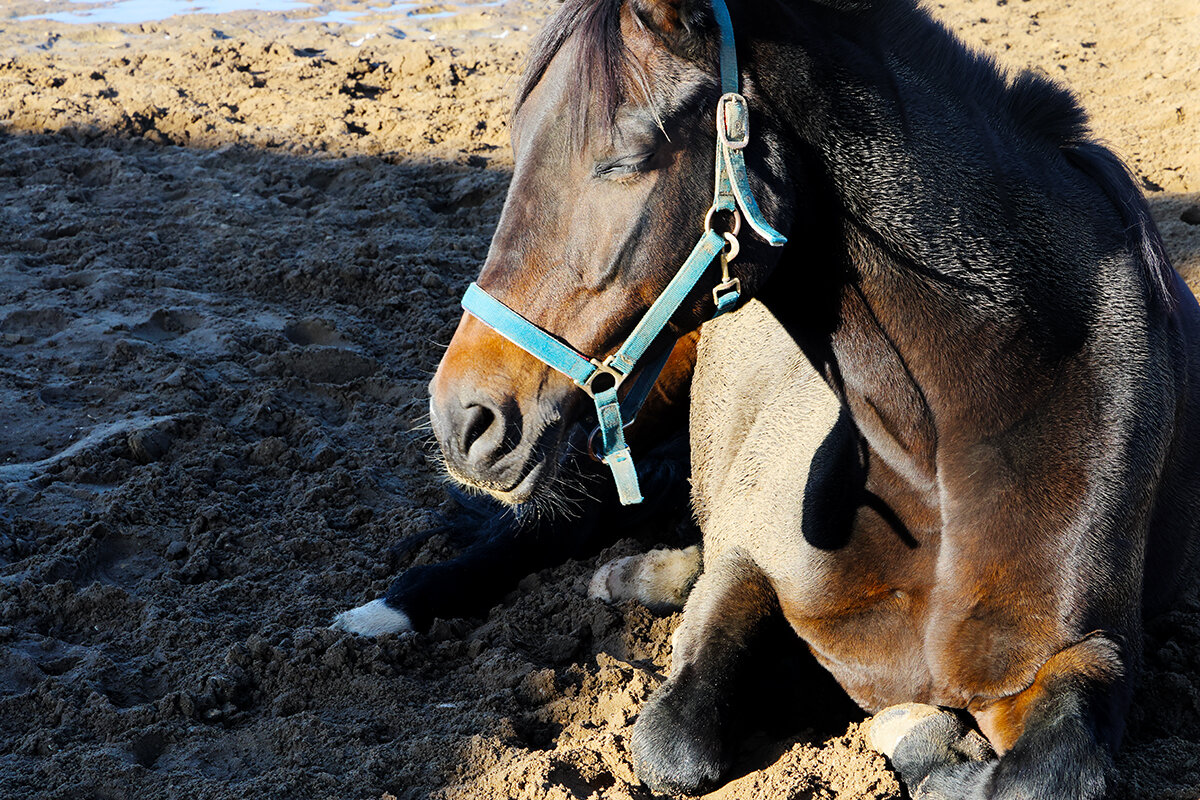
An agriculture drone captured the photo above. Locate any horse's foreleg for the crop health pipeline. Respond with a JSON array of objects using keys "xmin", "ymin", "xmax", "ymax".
[
  {"xmin": 332, "ymin": 435, "xmax": 693, "ymax": 636},
  {"xmin": 630, "ymin": 551, "xmax": 776, "ymax": 794},
  {"xmin": 333, "ymin": 511, "xmax": 596, "ymax": 635},
  {"xmin": 869, "ymin": 634, "xmax": 1128, "ymax": 799}
]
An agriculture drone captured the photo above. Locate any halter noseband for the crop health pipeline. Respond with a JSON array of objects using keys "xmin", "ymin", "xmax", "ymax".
[{"xmin": 460, "ymin": 0, "xmax": 786, "ymax": 504}]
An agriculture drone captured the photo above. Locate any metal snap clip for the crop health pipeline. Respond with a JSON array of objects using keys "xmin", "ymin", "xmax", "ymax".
[
  {"xmin": 704, "ymin": 206, "xmax": 742, "ymax": 237},
  {"xmin": 712, "ymin": 277, "xmax": 742, "ymax": 306}
]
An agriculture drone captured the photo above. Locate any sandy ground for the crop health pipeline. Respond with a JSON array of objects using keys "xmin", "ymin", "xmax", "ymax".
[{"xmin": 0, "ymin": 1, "xmax": 1198, "ymax": 798}]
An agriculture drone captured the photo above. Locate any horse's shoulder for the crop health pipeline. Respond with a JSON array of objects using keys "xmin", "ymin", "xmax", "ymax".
[{"xmin": 691, "ymin": 301, "xmax": 842, "ymax": 523}]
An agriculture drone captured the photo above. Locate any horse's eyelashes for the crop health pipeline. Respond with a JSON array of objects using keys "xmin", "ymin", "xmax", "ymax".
[{"xmin": 593, "ymin": 153, "xmax": 656, "ymax": 179}]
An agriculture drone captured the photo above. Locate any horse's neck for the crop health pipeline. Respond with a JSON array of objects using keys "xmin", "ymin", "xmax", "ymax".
[
  {"xmin": 748, "ymin": 3, "xmax": 1073, "ymax": 486},
  {"xmin": 757, "ymin": 2, "xmax": 1052, "ymax": 302}
]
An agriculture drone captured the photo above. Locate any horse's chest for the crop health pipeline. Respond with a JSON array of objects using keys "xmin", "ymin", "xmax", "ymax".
[{"xmin": 692, "ymin": 300, "xmax": 951, "ymax": 709}]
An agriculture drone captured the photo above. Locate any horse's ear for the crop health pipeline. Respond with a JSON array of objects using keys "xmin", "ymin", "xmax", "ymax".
[{"xmin": 628, "ymin": 0, "xmax": 717, "ymax": 56}]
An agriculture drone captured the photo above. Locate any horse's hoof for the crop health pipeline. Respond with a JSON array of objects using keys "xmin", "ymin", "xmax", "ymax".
[
  {"xmin": 588, "ymin": 545, "xmax": 701, "ymax": 613},
  {"xmin": 867, "ymin": 703, "xmax": 994, "ymax": 790},
  {"xmin": 630, "ymin": 675, "xmax": 726, "ymax": 794},
  {"xmin": 330, "ymin": 599, "xmax": 413, "ymax": 636}
]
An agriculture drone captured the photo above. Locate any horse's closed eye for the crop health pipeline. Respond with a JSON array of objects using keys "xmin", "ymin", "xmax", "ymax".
[{"xmin": 593, "ymin": 152, "xmax": 658, "ymax": 179}]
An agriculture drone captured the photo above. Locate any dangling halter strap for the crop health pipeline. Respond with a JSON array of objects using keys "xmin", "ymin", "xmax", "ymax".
[{"xmin": 460, "ymin": 0, "xmax": 786, "ymax": 504}]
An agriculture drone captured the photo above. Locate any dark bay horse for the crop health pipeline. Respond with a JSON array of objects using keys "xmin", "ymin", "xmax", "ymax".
[{"xmin": 427, "ymin": 0, "xmax": 1200, "ymax": 796}]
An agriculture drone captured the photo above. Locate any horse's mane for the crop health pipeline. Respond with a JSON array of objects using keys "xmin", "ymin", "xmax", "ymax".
[
  {"xmin": 514, "ymin": 0, "xmax": 1173, "ymax": 305},
  {"xmin": 879, "ymin": 1, "xmax": 1174, "ymax": 305}
]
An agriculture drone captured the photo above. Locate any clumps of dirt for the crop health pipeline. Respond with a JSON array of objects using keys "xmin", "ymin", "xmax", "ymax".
[
  {"xmin": 705, "ymin": 726, "xmax": 901, "ymax": 800},
  {"xmin": 0, "ymin": 25, "xmax": 521, "ymax": 789},
  {"xmin": 0, "ymin": 2, "xmax": 542, "ymax": 165},
  {"xmin": 0, "ymin": 2, "xmax": 1197, "ymax": 800}
]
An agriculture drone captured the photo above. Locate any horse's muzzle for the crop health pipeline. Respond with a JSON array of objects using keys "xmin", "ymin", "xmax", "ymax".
[
  {"xmin": 431, "ymin": 390, "xmax": 526, "ymax": 491},
  {"xmin": 428, "ymin": 315, "xmax": 577, "ymax": 504}
]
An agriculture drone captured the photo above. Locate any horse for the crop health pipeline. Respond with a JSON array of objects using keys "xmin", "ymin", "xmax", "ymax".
[{"xmin": 426, "ymin": 0, "xmax": 1200, "ymax": 796}]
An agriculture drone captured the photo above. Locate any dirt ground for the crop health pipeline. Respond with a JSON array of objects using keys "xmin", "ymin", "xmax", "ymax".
[{"xmin": 0, "ymin": 0, "xmax": 1198, "ymax": 798}]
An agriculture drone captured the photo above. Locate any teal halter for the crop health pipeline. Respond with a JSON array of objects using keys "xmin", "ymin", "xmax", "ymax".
[{"xmin": 461, "ymin": 0, "xmax": 786, "ymax": 504}]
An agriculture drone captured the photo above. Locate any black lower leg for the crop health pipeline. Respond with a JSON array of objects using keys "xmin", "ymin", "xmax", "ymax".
[{"xmin": 631, "ymin": 553, "xmax": 777, "ymax": 794}]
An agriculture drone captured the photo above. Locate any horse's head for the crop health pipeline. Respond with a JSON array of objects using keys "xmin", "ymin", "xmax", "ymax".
[{"xmin": 430, "ymin": 0, "xmax": 794, "ymax": 505}]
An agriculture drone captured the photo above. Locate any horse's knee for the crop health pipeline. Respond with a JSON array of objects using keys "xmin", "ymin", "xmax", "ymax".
[
  {"xmin": 587, "ymin": 545, "xmax": 701, "ymax": 612},
  {"xmin": 973, "ymin": 635, "xmax": 1123, "ymax": 800},
  {"xmin": 971, "ymin": 633, "xmax": 1126, "ymax": 753}
]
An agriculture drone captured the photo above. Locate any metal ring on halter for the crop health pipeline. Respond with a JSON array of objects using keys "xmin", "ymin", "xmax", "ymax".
[
  {"xmin": 586, "ymin": 425, "xmax": 604, "ymax": 462},
  {"xmin": 578, "ymin": 358, "xmax": 625, "ymax": 398},
  {"xmin": 704, "ymin": 206, "xmax": 742, "ymax": 238}
]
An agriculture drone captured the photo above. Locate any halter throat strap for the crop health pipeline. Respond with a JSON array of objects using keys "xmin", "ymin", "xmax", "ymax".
[{"xmin": 460, "ymin": 0, "xmax": 785, "ymax": 504}]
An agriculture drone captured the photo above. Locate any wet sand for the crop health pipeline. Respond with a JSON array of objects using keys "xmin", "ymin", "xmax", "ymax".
[{"xmin": 0, "ymin": 1, "xmax": 1198, "ymax": 798}]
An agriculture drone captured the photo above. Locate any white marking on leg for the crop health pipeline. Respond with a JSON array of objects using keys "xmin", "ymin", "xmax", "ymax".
[
  {"xmin": 587, "ymin": 558, "xmax": 624, "ymax": 602},
  {"xmin": 867, "ymin": 703, "xmax": 945, "ymax": 757},
  {"xmin": 330, "ymin": 599, "xmax": 413, "ymax": 636},
  {"xmin": 867, "ymin": 702, "xmax": 994, "ymax": 761},
  {"xmin": 588, "ymin": 546, "xmax": 702, "ymax": 612}
]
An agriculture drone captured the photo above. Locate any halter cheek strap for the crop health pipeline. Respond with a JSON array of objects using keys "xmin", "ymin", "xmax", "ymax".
[{"xmin": 460, "ymin": 0, "xmax": 785, "ymax": 504}]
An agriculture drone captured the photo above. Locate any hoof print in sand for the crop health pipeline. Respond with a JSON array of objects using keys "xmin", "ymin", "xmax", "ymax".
[
  {"xmin": 130, "ymin": 308, "xmax": 204, "ymax": 343},
  {"xmin": 283, "ymin": 317, "xmax": 350, "ymax": 347},
  {"xmin": 0, "ymin": 308, "xmax": 71, "ymax": 344},
  {"xmin": 276, "ymin": 346, "xmax": 378, "ymax": 384}
]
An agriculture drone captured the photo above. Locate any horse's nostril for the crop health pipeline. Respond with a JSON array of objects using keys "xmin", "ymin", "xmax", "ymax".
[{"xmin": 460, "ymin": 402, "xmax": 497, "ymax": 462}]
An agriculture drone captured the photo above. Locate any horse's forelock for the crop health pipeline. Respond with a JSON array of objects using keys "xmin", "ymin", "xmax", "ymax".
[{"xmin": 515, "ymin": 0, "xmax": 652, "ymax": 147}]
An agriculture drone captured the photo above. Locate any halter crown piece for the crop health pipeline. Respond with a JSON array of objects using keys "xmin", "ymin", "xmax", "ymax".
[{"xmin": 460, "ymin": 0, "xmax": 786, "ymax": 504}]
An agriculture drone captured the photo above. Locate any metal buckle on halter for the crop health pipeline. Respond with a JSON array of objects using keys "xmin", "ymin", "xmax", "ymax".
[
  {"xmin": 716, "ymin": 92, "xmax": 750, "ymax": 150},
  {"xmin": 578, "ymin": 357, "xmax": 627, "ymax": 398}
]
